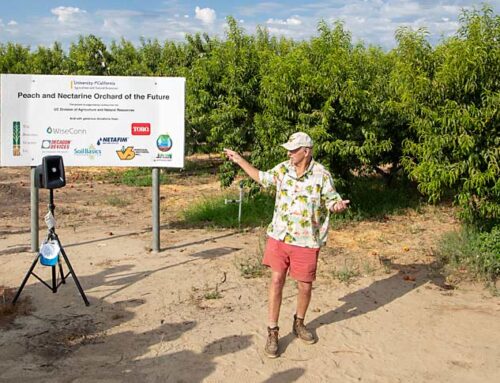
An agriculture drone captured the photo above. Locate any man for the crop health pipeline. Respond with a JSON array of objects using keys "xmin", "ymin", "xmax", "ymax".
[{"xmin": 224, "ymin": 132, "xmax": 349, "ymax": 358}]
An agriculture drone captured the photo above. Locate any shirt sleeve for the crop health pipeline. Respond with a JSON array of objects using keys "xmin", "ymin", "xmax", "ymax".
[
  {"xmin": 323, "ymin": 173, "xmax": 342, "ymax": 210},
  {"xmin": 259, "ymin": 162, "xmax": 287, "ymax": 189}
]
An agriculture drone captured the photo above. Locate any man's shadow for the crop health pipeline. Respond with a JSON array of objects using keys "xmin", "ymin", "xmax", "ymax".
[
  {"xmin": 96, "ymin": 333, "xmax": 253, "ymax": 382},
  {"xmin": 279, "ymin": 261, "xmax": 446, "ymax": 352},
  {"xmin": 5, "ymin": 263, "xmax": 253, "ymax": 382}
]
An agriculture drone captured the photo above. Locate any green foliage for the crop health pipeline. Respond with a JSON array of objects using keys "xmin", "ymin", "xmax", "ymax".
[
  {"xmin": 0, "ymin": 43, "xmax": 31, "ymax": 73},
  {"xmin": 30, "ymin": 43, "xmax": 67, "ymax": 74},
  {"xmin": 108, "ymin": 38, "xmax": 145, "ymax": 75},
  {"xmin": 398, "ymin": 5, "xmax": 500, "ymax": 228},
  {"xmin": 186, "ymin": 17, "xmax": 261, "ymax": 175},
  {"xmin": 67, "ymin": 35, "xmax": 110, "ymax": 75},
  {"xmin": 332, "ymin": 174, "xmax": 422, "ymax": 224},
  {"xmin": 438, "ymin": 225, "xmax": 500, "ymax": 283}
]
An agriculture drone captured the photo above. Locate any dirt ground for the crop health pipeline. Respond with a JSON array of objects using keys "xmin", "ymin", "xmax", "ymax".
[{"xmin": 1, "ymin": 160, "xmax": 499, "ymax": 383}]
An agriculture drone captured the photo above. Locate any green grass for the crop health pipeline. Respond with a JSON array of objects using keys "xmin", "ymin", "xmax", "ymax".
[
  {"xmin": 105, "ymin": 195, "xmax": 131, "ymax": 207},
  {"xmin": 203, "ymin": 290, "xmax": 222, "ymax": 300},
  {"xmin": 238, "ymin": 259, "xmax": 268, "ymax": 279},
  {"xmin": 118, "ymin": 168, "xmax": 169, "ymax": 187},
  {"xmin": 438, "ymin": 225, "xmax": 500, "ymax": 288},
  {"xmin": 332, "ymin": 261, "xmax": 360, "ymax": 285},
  {"xmin": 183, "ymin": 192, "xmax": 275, "ymax": 228},
  {"xmin": 99, "ymin": 168, "xmax": 170, "ymax": 187},
  {"xmin": 99, "ymin": 157, "xmax": 221, "ymax": 187},
  {"xmin": 234, "ymin": 234, "xmax": 269, "ymax": 279}
]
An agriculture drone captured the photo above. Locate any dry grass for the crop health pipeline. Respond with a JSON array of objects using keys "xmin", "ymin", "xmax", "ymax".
[{"xmin": 0, "ymin": 285, "xmax": 34, "ymax": 328}]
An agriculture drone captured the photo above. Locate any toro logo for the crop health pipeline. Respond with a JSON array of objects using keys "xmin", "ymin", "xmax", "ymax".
[{"xmin": 131, "ymin": 123, "xmax": 151, "ymax": 136}]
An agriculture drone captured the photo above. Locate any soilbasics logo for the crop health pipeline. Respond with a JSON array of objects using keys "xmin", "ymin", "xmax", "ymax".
[{"xmin": 74, "ymin": 145, "xmax": 102, "ymax": 159}]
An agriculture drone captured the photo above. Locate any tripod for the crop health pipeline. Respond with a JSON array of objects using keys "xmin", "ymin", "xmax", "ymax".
[{"xmin": 13, "ymin": 189, "xmax": 90, "ymax": 306}]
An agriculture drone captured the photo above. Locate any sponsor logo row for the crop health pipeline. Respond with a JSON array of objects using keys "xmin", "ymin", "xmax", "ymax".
[
  {"xmin": 40, "ymin": 137, "xmax": 172, "ymax": 160},
  {"xmin": 12, "ymin": 120, "xmax": 172, "ymax": 161}
]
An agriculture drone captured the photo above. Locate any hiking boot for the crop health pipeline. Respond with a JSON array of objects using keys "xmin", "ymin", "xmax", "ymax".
[
  {"xmin": 293, "ymin": 315, "xmax": 315, "ymax": 344},
  {"xmin": 265, "ymin": 326, "xmax": 279, "ymax": 358}
]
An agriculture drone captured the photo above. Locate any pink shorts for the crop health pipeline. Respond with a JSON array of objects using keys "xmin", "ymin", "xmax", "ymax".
[{"xmin": 262, "ymin": 237, "xmax": 320, "ymax": 282}]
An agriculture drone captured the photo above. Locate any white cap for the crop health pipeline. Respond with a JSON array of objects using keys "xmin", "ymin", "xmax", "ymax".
[{"xmin": 281, "ymin": 132, "xmax": 314, "ymax": 151}]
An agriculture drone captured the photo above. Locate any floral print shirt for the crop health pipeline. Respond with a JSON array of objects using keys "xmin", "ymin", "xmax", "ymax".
[{"xmin": 259, "ymin": 159, "xmax": 342, "ymax": 248}]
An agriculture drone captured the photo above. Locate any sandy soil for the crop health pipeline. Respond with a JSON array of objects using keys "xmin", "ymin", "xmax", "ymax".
[{"xmin": 1, "ymin": 163, "xmax": 499, "ymax": 383}]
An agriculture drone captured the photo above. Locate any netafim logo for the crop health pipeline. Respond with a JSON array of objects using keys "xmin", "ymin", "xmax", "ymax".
[
  {"xmin": 131, "ymin": 123, "xmax": 151, "ymax": 135},
  {"xmin": 97, "ymin": 137, "xmax": 128, "ymax": 146},
  {"xmin": 47, "ymin": 126, "xmax": 87, "ymax": 135},
  {"xmin": 12, "ymin": 121, "xmax": 21, "ymax": 156}
]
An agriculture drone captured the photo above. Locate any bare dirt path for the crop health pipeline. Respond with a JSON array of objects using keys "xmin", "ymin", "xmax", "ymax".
[{"xmin": 1, "ymin": 164, "xmax": 499, "ymax": 382}]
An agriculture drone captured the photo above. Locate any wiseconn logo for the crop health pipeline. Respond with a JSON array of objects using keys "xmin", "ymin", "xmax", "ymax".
[
  {"xmin": 116, "ymin": 146, "xmax": 136, "ymax": 160},
  {"xmin": 47, "ymin": 126, "xmax": 87, "ymax": 135},
  {"xmin": 131, "ymin": 123, "xmax": 151, "ymax": 135}
]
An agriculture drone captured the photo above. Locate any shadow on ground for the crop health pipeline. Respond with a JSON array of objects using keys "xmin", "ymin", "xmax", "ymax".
[
  {"xmin": 1, "ymin": 257, "xmax": 253, "ymax": 382},
  {"xmin": 279, "ymin": 261, "xmax": 446, "ymax": 353}
]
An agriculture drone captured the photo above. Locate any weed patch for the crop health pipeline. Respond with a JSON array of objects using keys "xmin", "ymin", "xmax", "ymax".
[
  {"xmin": 0, "ymin": 286, "xmax": 33, "ymax": 328},
  {"xmin": 437, "ymin": 225, "xmax": 500, "ymax": 290},
  {"xmin": 105, "ymin": 195, "xmax": 130, "ymax": 207},
  {"xmin": 332, "ymin": 261, "xmax": 360, "ymax": 285}
]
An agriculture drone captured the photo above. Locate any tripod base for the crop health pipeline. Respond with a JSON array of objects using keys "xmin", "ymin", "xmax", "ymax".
[{"xmin": 13, "ymin": 231, "xmax": 89, "ymax": 306}]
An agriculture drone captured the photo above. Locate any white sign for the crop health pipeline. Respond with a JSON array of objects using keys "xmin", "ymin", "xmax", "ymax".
[{"xmin": 0, "ymin": 74, "xmax": 185, "ymax": 167}]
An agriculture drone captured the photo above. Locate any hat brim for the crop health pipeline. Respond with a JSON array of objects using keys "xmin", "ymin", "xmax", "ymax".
[{"xmin": 281, "ymin": 142, "xmax": 302, "ymax": 151}]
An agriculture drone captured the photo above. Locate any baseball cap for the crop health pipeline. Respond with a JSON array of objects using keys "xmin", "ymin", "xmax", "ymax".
[{"xmin": 281, "ymin": 132, "xmax": 314, "ymax": 151}]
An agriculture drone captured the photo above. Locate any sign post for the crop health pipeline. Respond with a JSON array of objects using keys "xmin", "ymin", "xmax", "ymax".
[{"xmin": 30, "ymin": 167, "xmax": 39, "ymax": 252}]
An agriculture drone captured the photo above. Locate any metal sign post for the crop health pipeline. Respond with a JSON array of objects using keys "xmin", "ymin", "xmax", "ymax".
[
  {"xmin": 30, "ymin": 167, "xmax": 39, "ymax": 252},
  {"xmin": 152, "ymin": 168, "xmax": 160, "ymax": 252}
]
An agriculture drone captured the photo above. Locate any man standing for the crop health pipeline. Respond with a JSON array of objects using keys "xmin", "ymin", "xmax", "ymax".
[{"xmin": 224, "ymin": 132, "xmax": 349, "ymax": 358}]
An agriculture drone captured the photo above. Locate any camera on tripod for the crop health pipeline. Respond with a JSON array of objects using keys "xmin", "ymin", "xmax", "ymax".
[{"xmin": 34, "ymin": 155, "xmax": 66, "ymax": 189}]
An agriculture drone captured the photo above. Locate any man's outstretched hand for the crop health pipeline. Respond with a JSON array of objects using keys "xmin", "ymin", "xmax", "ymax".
[
  {"xmin": 223, "ymin": 148, "xmax": 260, "ymax": 183},
  {"xmin": 224, "ymin": 148, "xmax": 243, "ymax": 165},
  {"xmin": 332, "ymin": 200, "xmax": 350, "ymax": 213}
]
